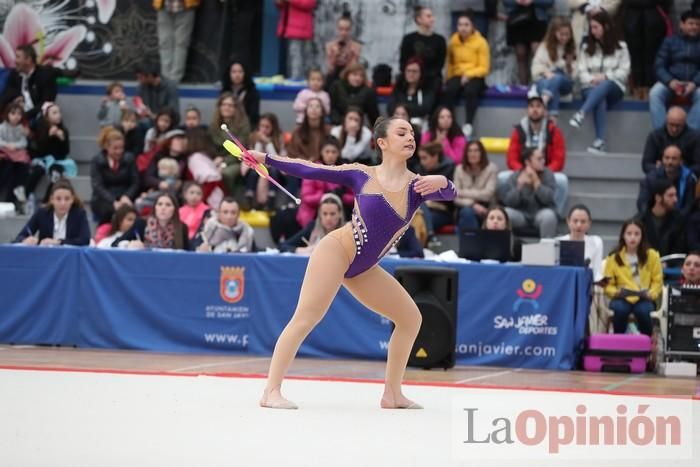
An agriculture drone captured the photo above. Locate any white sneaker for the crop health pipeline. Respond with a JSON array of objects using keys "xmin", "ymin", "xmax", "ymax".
[
  {"xmin": 569, "ymin": 111, "xmax": 584, "ymax": 129},
  {"xmin": 587, "ymin": 139, "xmax": 607, "ymax": 155},
  {"xmin": 13, "ymin": 186, "xmax": 26, "ymax": 203},
  {"xmin": 461, "ymin": 123, "xmax": 473, "ymax": 138}
]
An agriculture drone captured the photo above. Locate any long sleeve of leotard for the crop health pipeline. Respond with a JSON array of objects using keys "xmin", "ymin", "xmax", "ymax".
[
  {"xmin": 421, "ymin": 179, "xmax": 457, "ymax": 202},
  {"xmin": 265, "ymin": 153, "xmax": 365, "ymax": 191}
]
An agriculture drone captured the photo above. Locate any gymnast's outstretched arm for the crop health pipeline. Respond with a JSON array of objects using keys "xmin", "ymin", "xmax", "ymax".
[{"xmin": 265, "ymin": 153, "xmax": 366, "ymax": 191}]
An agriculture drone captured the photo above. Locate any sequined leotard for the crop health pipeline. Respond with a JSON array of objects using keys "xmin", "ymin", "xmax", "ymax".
[{"xmin": 266, "ymin": 154, "xmax": 457, "ymax": 278}]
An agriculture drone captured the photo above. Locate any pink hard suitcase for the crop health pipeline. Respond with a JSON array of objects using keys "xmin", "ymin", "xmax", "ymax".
[{"xmin": 583, "ymin": 333, "xmax": 651, "ymax": 373}]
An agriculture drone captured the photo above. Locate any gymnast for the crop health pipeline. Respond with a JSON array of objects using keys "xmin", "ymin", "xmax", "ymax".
[{"xmin": 250, "ymin": 117, "xmax": 456, "ymax": 409}]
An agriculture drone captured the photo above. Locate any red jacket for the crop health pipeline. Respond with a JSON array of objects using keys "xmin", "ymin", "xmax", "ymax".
[
  {"xmin": 297, "ymin": 177, "xmax": 353, "ymax": 227},
  {"xmin": 506, "ymin": 119, "xmax": 566, "ymax": 172},
  {"xmin": 277, "ymin": 0, "xmax": 317, "ymax": 40}
]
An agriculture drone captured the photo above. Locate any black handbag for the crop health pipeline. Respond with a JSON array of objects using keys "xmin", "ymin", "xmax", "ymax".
[{"xmin": 507, "ymin": 6, "xmax": 535, "ymax": 27}]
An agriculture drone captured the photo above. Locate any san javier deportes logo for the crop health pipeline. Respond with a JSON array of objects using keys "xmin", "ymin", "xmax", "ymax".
[{"xmin": 494, "ymin": 279, "xmax": 557, "ymax": 335}]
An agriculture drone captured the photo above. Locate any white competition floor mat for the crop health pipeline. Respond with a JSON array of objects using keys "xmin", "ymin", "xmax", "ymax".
[{"xmin": 0, "ymin": 369, "xmax": 697, "ymax": 467}]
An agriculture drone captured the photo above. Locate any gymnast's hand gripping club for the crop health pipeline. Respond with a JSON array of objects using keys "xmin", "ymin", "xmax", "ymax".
[{"xmin": 220, "ymin": 124, "xmax": 301, "ymax": 205}]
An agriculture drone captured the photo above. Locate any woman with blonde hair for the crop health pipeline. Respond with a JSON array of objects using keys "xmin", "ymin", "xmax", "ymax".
[
  {"xmin": 531, "ymin": 17, "xmax": 577, "ymax": 119},
  {"xmin": 90, "ymin": 126, "xmax": 140, "ymax": 223}
]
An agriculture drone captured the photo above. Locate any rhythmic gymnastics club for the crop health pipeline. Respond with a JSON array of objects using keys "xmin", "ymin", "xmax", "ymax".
[{"xmin": 220, "ymin": 124, "xmax": 301, "ymax": 205}]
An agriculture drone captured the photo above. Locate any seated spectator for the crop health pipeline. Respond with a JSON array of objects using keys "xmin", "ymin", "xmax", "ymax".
[
  {"xmin": 328, "ymin": 63, "xmax": 379, "ymax": 126},
  {"xmin": 288, "ymin": 97, "xmax": 330, "ymax": 162},
  {"xmin": 296, "ymin": 136, "xmax": 354, "ymax": 230},
  {"xmin": 144, "ymin": 107, "xmax": 177, "ymax": 153},
  {"xmin": 324, "ymin": 12, "xmax": 362, "ymax": 87},
  {"xmin": 330, "ymin": 107, "xmax": 373, "ymax": 164},
  {"xmin": 482, "ymin": 206, "xmax": 522, "ymax": 262},
  {"xmin": 399, "ymin": 6, "xmax": 446, "ymax": 93},
  {"xmin": 391, "ymin": 104, "xmax": 420, "ymax": 172},
  {"xmin": 95, "ymin": 204, "xmax": 140, "ymax": 249},
  {"xmin": 179, "ymin": 182, "xmax": 209, "ymax": 240},
  {"xmin": 649, "ymin": 10, "xmax": 700, "ymax": 131},
  {"xmin": 134, "ymin": 63, "xmax": 180, "ymax": 125},
  {"xmin": 185, "ymin": 127, "xmax": 224, "ymax": 208},
  {"xmin": 140, "ymin": 129, "xmax": 188, "ymax": 212},
  {"xmin": 387, "ymin": 57, "xmax": 437, "ymax": 130},
  {"xmin": 90, "ymin": 127, "xmax": 140, "ymax": 224},
  {"xmin": 503, "ymin": 0, "xmax": 553, "ymax": 84},
  {"xmin": 292, "ymin": 67, "xmax": 331, "ymax": 125},
  {"xmin": 247, "ymin": 113, "xmax": 287, "ymax": 209},
  {"xmin": 603, "ymin": 219, "xmax": 663, "ymax": 336},
  {"xmin": 181, "ymin": 105, "xmax": 206, "ymax": 131},
  {"xmin": 417, "ymin": 141, "xmax": 456, "ymax": 238},
  {"xmin": 637, "ymin": 144, "xmax": 697, "ymax": 218},
  {"xmin": 504, "ymin": 87, "xmax": 568, "ymax": 215},
  {"xmin": 118, "ymin": 109, "xmax": 144, "ymax": 156},
  {"xmin": 208, "ymin": 93, "xmax": 251, "ymax": 195},
  {"xmin": 221, "ymin": 60, "xmax": 261, "ymax": 126},
  {"xmin": 453, "ymin": 140, "xmax": 498, "ymax": 235},
  {"xmin": 569, "ymin": 10, "xmax": 630, "ymax": 155},
  {"xmin": 24, "ymin": 102, "xmax": 76, "ymax": 203},
  {"xmin": 642, "ymin": 107, "xmax": 700, "ymax": 176},
  {"xmin": 0, "ymin": 102, "xmax": 31, "ymax": 211},
  {"xmin": 420, "ymin": 106, "xmax": 466, "ymax": 165},
  {"xmin": 280, "ymin": 193, "xmax": 345, "ymax": 254},
  {"xmin": 531, "ymin": 17, "xmax": 577, "ymax": 121},
  {"xmin": 0, "ymin": 44, "xmax": 58, "ymax": 123},
  {"xmin": 569, "ymin": 0, "xmax": 620, "ymax": 48},
  {"xmin": 14, "ymin": 179, "xmax": 90, "ymax": 246},
  {"xmin": 557, "ymin": 204, "xmax": 604, "ymax": 281},
  {"xmin": 444, "ymin": 10, "xmax": 490, "ymax": 137},
  {"xmin": 638, "ymin": 179, "xmax": 688, "ymax": 256},
  {"xmin": 449, "ymin": 0, "xmax": 493, "ymax": 37},
  {"xmin": 196, "ymin": 197, "xmax": 254, "ymax": 253},
  {"xmin": 140, "ymin": 193, "xmax": 189, "ymax": 250},
  {"xmin": 137, "ymin": 156, "xmax": 180, "ymax": 214},
  {"xmin": 97, "ymin": 82, "xmax": 131, "ymax": 128},
  {"xmin": 499, "ymin": 147, "xmax": 558, "ymax": 238},
  {"xmin": 680, "ymin": 251, "xmax": 700, "ymax": 285}
]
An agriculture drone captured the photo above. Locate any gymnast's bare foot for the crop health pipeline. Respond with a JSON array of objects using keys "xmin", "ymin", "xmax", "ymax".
[
  {"xmin": 380, "ymin": 387, "xmax": 423, "ymax": 409},
  {"xmin": 260, "ymin": 386, "xmax": 298, "ymax": 410}
]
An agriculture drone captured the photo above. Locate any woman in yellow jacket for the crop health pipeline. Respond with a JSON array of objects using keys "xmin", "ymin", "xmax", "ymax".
[
  {"xmin": 603, "ymin": 219, "xmax": 663, "ymax": 336},
  {"xmin": 443, "ymin": 11, "xmax": 490, "ymax": 138}
]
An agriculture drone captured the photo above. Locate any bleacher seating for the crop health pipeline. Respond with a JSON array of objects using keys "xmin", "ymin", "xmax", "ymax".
[{"xmin": 0, "ymin": 81, "xmax": 650, "ymax": 251}]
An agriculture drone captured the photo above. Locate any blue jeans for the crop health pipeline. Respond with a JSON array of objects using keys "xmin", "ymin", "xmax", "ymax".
[
  {"xmin": 456, "ymin": 206, "xmax": 482, "ymax": 237},
  {"xmin": 580, "ymin": 80, "xmax": 624, "ymax": 140},
  {"xmin": 536, "ymin": 73, "xmax": 573, "ymax": 115},
  {"xmin": 421, "ymin": 204, "xmax": 453, "ymax": 235},
  {"xmin": 649, "ymin": 81, "xmax": 700, "ymax": 130},
  {"xmin": 609, "ymin": 298, "xmax": 655, "ymax": 336}
]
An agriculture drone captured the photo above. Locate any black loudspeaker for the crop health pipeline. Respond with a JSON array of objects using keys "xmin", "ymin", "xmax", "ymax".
[{"xmin": 394, "ymin": 266, "xmax": 458, "ymax": 370}]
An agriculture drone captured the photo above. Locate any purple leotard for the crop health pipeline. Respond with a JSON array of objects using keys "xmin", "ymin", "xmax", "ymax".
[{"xmin": 266, "ymin": 154, "xmax": 457, "ymax": 278}]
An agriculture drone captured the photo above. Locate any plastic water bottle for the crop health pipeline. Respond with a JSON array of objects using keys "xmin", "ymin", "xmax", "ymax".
[{"xmin": 25, "ymin": 193, "xmax": 36, "ymax": 218}]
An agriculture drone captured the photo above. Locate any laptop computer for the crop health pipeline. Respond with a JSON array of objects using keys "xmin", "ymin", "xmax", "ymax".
[
  {"xmin": 458, "ymin": 229, "xmax": 512, "ymax": 262},
  {"xmin": 559, "ymin": 240, "xmax": 586, "ymax": 267}
]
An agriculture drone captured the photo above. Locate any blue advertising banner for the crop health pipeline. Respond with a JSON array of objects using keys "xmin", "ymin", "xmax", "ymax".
[{"xmin": 0, "ymin": 246, "xmax": 591, "ymax": 370}]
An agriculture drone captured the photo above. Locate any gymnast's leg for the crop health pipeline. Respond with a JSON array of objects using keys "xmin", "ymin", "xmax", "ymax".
[
  {"xmin": 343, "ymin": 267, "xmax": 423, "ymax": 409},
  {"xmin": 260, "ymin": 234, "xmax": 350, "ymax": 409}
]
